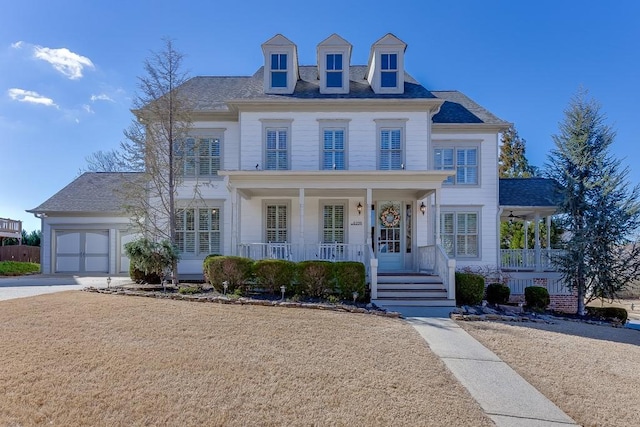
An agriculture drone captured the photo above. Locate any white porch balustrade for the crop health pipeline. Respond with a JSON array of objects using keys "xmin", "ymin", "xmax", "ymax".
[
  {"xmin": 237, "ymin": 243, "xmax": 366, "ymax": 264},
  {"xmin": 499, "ymin": 249, "xmax": 564, "ymax": 271}
]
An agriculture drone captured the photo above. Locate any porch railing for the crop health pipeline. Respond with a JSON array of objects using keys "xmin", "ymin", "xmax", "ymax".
[
  {"xmin": 500, "ymin": 249, "xmax": 564, "ymax": 271},
  {"xmin": 418, "ymin": 245, "xmax": 456, "ymax": 301},
  {"xmin": 237, "ymin": 242, "xmax": 366, "ymax": 264},
  {"xmin": 0, "ymin": 218, "xmax": 21, "ymax": 237}
]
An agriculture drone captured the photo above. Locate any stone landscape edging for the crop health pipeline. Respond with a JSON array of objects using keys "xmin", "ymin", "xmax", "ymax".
[{"xmin": 83, "ymin": 287, "xmax": 402, "ymax": 318}]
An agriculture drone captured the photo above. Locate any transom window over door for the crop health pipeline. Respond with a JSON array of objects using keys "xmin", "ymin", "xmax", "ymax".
[
  {"xmin": 323, "ymin": 129, "xmax": 345, "ymax": 170},
  {"xmin": 326, "ymin": 53, "xmax": 343, "ymax": 88},
  {"xmin": 266, "ymin": 128, "xmax": 289, "ymax": 170},
  {"xmin": 441, "ymin": 212, "xmax": 478, "ymax": 258},
  {"xmin": 266, "ymin": 204, "xmax": 288, "ymax": 242},
  {"xmin": 381, "ymin": 53, "xmax": 398, "ymax": 88},
  {"xmin": 270, "ymin": 53, "xmax": 287, "ymax": 88},
  {"xmin": 322, "ymin": 204, "xmax": 345, "ymax": 243},
  {"xmin": 379, "ymin": 128, "xmax": 402, "ymax": 170},
  {"xmin": 176, "ymin": 207, "xmax": 221, "ymax": 256}
]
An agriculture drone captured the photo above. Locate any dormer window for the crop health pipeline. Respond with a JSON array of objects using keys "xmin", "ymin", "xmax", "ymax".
[
  {"xmin": 366, "ymin": 33, "xmax": 406, "ymax": 94},
  {"xmin": 380, "ymin": 53, "xmax": 397, "ymax": 88},
  {"xmin": 270, "ymin": 53, "xmax": 287, "ymax": 88},
  {"xmin": 326, "ymin": 53, "xmax": 343, "ymax": 88},
  {"xmin": 317, "ymin": 34, "xmax": 351, "ymax": 94},
  {"xmin": 262, "ymin": 34, "xmax": 298, "ymax": 94}
]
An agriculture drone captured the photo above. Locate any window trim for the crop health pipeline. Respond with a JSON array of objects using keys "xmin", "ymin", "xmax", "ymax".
[
  {"xmin": 175, "ymin": 203, "xmax": 224, "ymax": 259},
  {"xmin": 319, "ymin": 199, "xmax": 348, "ymax": 244},
  {"xmin": 318, "ymin": 119, "xmax": 350, "ymax": 170},
  {"xmin": 439, "ymin": 207, "xmax": 481, "ymax": 260},
  {"xmin": 375, "ymin": 119, "xmax": 407, "ymax": 170},
  {"xmin": 176, "ymin": 129, "xmax": 225, "ymax": 179},
  {"xmin": 375, "ymin": 50, "xmax": 404, "ymax": 94},
  {"xmin": 432, "ymin": 141, "xmax": 481, "ymax": 187},
  {"xmin": 318, "ymin": 47, "xmax": 350, "ymax": 94},
  {"xmin": 263, "ymin": 200, "xmax": 291, "ymax": 243},
  {"xmin": 261, "ymin": 119, "xmax": 293, "ymax": 171}
]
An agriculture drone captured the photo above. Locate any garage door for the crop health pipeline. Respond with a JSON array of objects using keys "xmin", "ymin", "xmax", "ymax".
[{"xmin": 55, "ymin": 230, "xmax": 109, "ymax": 273}]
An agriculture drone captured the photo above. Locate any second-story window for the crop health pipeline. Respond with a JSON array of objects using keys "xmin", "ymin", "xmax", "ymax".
[
  {"xmin": 326, "ymin": 53, "xmax": 343, "ymax": 88},
  {"xmin": 323, "ymin": 129, "xmax": 345, "ymax": 170},
  {"xmin": 381, "ymin": 53, "xmax": 398, "ymax": 88},
  {"xmin": 178, "ymin": 137, "xmax": 221, "ymax": 177},
  {"xmin": 265, "ymin": 128, "xmax": 289, "ymax": 170},
  {"xmin": 270, "ymin": 53, "xmax": 287, "ymax": 88},
  {"xmin": 434, "ymin": 146, "xmax": 478, "ymax": 185},
  {"xmin": 379, "ymin": 128, "xmax": 402, "ymax": 170}
]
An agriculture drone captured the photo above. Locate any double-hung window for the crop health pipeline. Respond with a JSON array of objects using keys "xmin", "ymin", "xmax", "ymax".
[
  {"xmin": 266, "ymin": 203, "xmax": 288, "ymax": 243},
  {"xmin": 176, "ymin": 207, "xmax": 221, "ymax": 256},
  {"xmin": 322, "ymin": 204, "xmax": 345, "ymax": 243},
  {"xmin": 322, "ymin": 128, "xmax": 345, "ymax": 170},
  {"xmin": 270, "ymin": 53, "xmax": 287, "ymax": 88},
  {"xmin": 434, "ymin": 146, "xmax": 478, "ymax": 185},
  {"xmin": 381, "ymin": 53, "xmax": 398, "ymax": 88},
  {"xmin": 379, "ymin": 128, "xmax": 403, "ymax": 170},
  {"xmin": 178, "ymin": 136, "xmax": 221, "ymax": 177},
  {"xmin": 265, "ymin": 128, "xmax": 289, "ymax": 170},
  {"xmin": 326, "ymin": 53, "xmax": 343, "ymax": 88},
  {"xmin": 441, "ymin": 212, "xmax": 479, "ymax": 258}
]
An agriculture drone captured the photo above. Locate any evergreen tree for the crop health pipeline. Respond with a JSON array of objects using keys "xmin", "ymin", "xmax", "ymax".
[
  {"xmin": 546, "ymin": 90, "xmax": 640, "ymax": 314},
  {"xmin": 499, "ymin": 125, "xmax": 535, "ymax": 178}
]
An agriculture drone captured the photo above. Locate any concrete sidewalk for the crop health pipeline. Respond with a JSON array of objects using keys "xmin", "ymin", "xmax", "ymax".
[
  {"xmin": 407, "ymin": 316, "xmax": 579, "ymax": 427},
  {"xmin": 0, "ymin": 275, "xmax": 130, "ymax": 301}
]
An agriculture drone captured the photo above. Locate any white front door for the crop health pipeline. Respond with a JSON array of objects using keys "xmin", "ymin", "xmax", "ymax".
[{"xmin": 376, "ymin": 201, "xmax": 404, "ymax": 271}]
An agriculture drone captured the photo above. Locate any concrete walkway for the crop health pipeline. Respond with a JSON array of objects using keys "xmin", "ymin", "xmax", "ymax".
[
  {"xmin": 407, "ymin": 316, "xmax": 579, "ymax": 427},
  {"xmin": 0, "ymin": 275, "xmax": 130, "ymax": 301}
]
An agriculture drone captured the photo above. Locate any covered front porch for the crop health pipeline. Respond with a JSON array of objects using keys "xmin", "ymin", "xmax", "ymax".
[{"xmin": 220, "ymin": 170, "xmax": 456, "ymax": 303}]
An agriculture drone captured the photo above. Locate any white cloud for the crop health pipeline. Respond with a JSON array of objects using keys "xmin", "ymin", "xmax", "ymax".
[
  {"xmin": 11, "ymin": 41, "xmax": 24, "ymax": 49},
  {"xmin": 7, "ymin": 88, "xmax": 58, "ymax": 108},
  {"xmin": 32, "ymin": 45, "xmax": 95, "ymax": 80},
  {"xmin": 82, "ymin": 104, "xmax": 94, "ymax": 114},
  {"xmin": 90, "ymin": 93, "xmax": 114, "ymax": 102}
]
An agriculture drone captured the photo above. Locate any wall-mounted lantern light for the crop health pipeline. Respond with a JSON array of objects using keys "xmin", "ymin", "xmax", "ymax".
[
  {"xmin": 356, "ymin": 202, "xmax": 363, "ymax": 215},
  {"xmin": 420, "ymin": 202, "xmax": 426, "ymax": 215}
]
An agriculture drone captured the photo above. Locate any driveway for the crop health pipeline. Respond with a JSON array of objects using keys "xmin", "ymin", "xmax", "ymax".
[{"xmin": 0, "ymin": 275, "xmax": 131, "ymax": 301}]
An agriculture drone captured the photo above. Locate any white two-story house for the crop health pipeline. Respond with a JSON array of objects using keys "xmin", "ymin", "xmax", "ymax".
[{"xmin": 30, "ymin": 33, "xmax": 520, "ymax": 309}]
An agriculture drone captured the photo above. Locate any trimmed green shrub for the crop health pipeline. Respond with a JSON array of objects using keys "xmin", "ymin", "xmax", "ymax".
[
  {"xmin": 486, "ymin": 283, "xmax": 511, "ymax": 305},
  {"xmin": 334, "ymin": 261, "xmax": 366, "ymax": 301},
  {"xmin": 128, "ymin": 264, "xmax": 162, "ymax": 284},
  {"xmin": 586, "ymin": 306, "xmax": 628, "ymax": 323},
  {"xmin": 455, "ymin": 272, "xmax": 485, "ymax": 306},
  {"xmin": 203, "ymin": 256, "xmax": 254, "ymax": 293},
  {"xmin": 525, "ymin": 286, "xmax": 550, "ymax": 311},
  {"xmin": 253, "ymin": 259, "xmax": 296, "ymax": 294},
  {"xmin": 124, "ymin": 238, "xmax": 178, "ymax": 283},
  {"xmin": 202, "ymin": 254, "xmax": 222, "ymax": 283},
  {"xmin": 178, "ymin": 285, "xmax": 203, "ymax": 295},
  {"xmin": 297, "ymin": 261, "xmax": 335, "ymax": 298}
]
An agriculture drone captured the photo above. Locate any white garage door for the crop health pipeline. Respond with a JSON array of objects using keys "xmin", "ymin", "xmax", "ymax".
[{"xmin": 55, "ymin": 230, "xmax": 109, "ymax": 273}]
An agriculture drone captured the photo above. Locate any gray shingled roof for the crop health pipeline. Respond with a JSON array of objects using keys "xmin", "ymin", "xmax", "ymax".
[
  {"xmin": 176, "ymin": 65, "xmax": 508, "ymax": 126},
  {"xmin": 28, "ymin": 172, "xmax": 143, "ymax": 214},
  {"xmin": 499, "ymin": 178, "xmax": 562, "ymax": 207}
]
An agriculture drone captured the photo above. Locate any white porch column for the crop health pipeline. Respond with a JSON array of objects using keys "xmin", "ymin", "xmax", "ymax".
[
  {"xmin": 546, "ymin": 216, "xmax": 552, "ymax": 249},
  {"xmin": 299, "ymin": 188, "xmax": 305, "ymax": 247},
  {"xmin": 366, "ymin": 188, "xmax": 377, "ymax": 300},
  {"xmin": 534, "ymin": 213, "xmax": 541, "ymax": 272},
  {"xmin": 365, "ymin": 188, "xmax": 372, "ymax": 246},
  {"xmin": 434, "ymin": 189, "xmax": 441, "ymax": 245},
  {"xmin": 230, "ymin": 187, "xmax": 238, "ymax": 255}
]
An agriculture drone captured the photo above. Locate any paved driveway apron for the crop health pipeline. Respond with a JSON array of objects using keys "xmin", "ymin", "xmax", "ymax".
[{"xmin": 0, "ymin": 275, "xmax": 130, "ymax": 301}]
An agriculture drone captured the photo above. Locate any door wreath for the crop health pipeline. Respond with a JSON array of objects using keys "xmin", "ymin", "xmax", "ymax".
[{"xmin": 380, "ymin": 205, "xmax": 401, "ymax": 228}]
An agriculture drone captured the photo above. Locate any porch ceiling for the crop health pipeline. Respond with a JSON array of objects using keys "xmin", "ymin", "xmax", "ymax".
[
  {"xmin": 500, "ymin": 206, "xmax": 558, "ymax": 221},
  {"xmin": 219, "ymin": 170, "xmax": 453, "ymax": 200}
]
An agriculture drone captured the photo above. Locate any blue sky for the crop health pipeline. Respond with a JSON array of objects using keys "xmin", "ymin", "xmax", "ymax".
[{"xmin": 1, "ymin": 0, "xmax": 639, "ymax": 232}]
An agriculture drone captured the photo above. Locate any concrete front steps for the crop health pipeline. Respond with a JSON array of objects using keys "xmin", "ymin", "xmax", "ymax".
[{"xmin": 372, "ymin": 273, "xmax": 456, "ymax": 308}]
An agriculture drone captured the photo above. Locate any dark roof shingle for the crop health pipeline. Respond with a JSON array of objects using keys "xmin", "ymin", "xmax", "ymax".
[{"xmin": 499, "ymin": 178, "xmax": 562, "ymax": 207}]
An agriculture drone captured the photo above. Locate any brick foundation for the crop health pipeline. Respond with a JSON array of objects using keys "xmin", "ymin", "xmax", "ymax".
[{"xmin": 508, "ymin": 278, "xmax": 579, "ymax": 314}]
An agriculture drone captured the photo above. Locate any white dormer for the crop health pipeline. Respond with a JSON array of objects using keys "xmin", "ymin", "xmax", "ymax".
[
  {"xmin": 366, "ymin": 33, "xmax": 407, "ymax": 95},
  {"xmin": 261, "ymin": 34, "xmax": 299, "ymax": 95},
  {"xmin": 317, "ymin": 34, "xmax": 352, "ymax": 95}
]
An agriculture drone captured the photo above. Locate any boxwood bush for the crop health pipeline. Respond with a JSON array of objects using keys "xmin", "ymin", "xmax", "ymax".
[
  {"xmin": 253, "ymin": 259, "xmax": 296, "ymax": 294},
  {"xmin": 297, "ymin": 261, "xmax": 335, "ymax": 298},
  {"xmin": 486, "ymin": 283, "xmax": 511, "ymax": 305},
  {"xmin": 586, "ymin": 306, "xmax": 628, "ymax": 323},
  {"xmin": 334, "ymin": 261, "xmax": 366, "ymax": 301},
  {"xmin": 524, "ymin": 286, "xmax": 550, "ymax": 311},
  {"xmin": 203, "ymin": 255, "xmax": 253, "ymax": 293},
  {"xmin": 455, "ymin": 272, "xmax": 485, "ymax": 306}
]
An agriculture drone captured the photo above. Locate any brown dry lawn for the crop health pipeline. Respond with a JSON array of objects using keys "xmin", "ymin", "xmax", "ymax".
[
  {"xmin": 459, "ymin": 319, "xmax": 640, "ymax": 427},
  {"xmin": 0, "ymin": 292, "xmax": 493, "ymax": 426}
]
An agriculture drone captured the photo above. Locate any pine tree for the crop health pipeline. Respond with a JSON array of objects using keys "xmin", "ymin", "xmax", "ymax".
[
  {"xmin": 546, "ymin": 89, "xmax": 640, "ymax": 314},
  {"xmin": 499, "ymin": 126, "xmax": 535, "ymax": 178}
]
